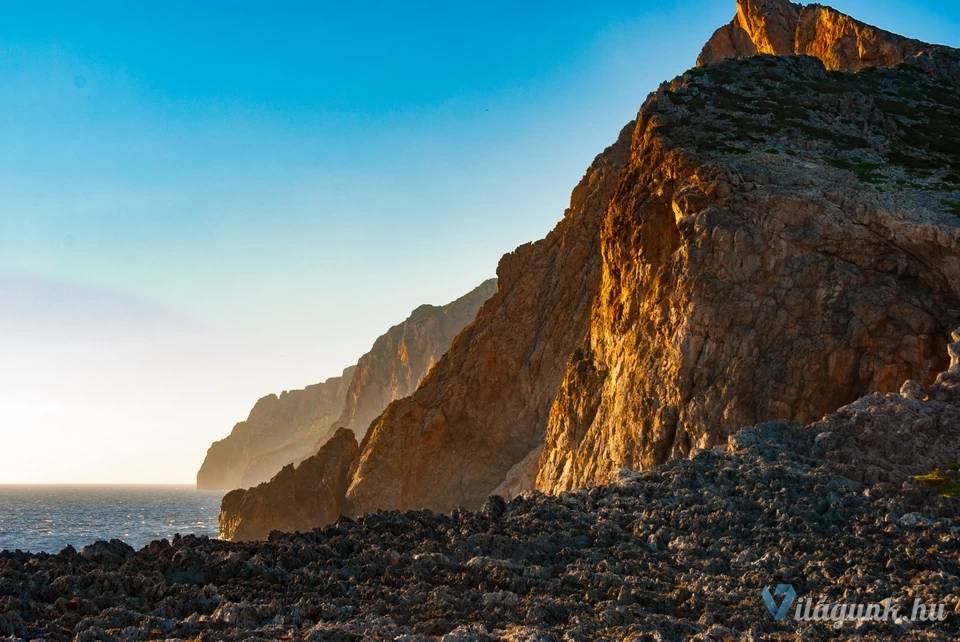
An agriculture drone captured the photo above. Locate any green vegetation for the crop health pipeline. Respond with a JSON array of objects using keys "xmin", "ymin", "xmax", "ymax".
[
  {"xmin": 914, "ymin": 464, "xmax": 960, "ymax": 497},
  {"xmin": 670, "ymin": 56, "xmax": 960, "ymax": 188}
]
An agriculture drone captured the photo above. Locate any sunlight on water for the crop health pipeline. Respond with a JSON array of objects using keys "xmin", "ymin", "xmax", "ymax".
[{"xmin": 0, "ymin": 485, "xmax": 223, "ymax": 553}]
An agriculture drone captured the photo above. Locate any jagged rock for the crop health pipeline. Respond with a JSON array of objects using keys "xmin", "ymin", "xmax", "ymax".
[
  {"xmin": 698, "ymin": 0, "xmax": 950, "ymax": 73},
  {"xmin": 218, "ymin": 428, "xmax": 360, "ymax": 541},
  {"xmin": 536, "ymin": 53, "xmax": 960, "ymax": 493},
  {"xmin": 214, "ymin": 0, "xmax": 959, "ymax": 538},
  {"xmin": 197, "ymin": 280, "xmax": 496, "ymax": 490}
]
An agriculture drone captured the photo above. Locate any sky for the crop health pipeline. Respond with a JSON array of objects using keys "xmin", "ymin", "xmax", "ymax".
[{"xmin": 1, "ymin": 1, "xmax": 958, "ymax": 484}]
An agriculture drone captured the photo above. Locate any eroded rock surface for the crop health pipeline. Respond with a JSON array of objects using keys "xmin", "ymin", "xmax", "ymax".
[
  {"xmin": 536, "ymin": 54, "xmax": 960, "ymax": 493},
  {"xmin": 344, "ymin": 124, "xmax": 633, "ymax": 515},
  {"xmin": 337, "ymin": 279, "xmax": 498, "ymax": 441},
  {"xmin": 215, "ymin": 0, "xmax": 959, "ymax": 537}
]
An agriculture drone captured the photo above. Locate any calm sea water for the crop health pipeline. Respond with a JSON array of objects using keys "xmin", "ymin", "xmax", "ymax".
[{"xmin": 0, "ymin": 485, "xmax": 223, "ymax": 553}]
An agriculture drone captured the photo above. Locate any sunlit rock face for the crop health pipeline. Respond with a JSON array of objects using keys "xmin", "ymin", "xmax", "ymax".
[
  {"xmin": 698, "ymin": 0, "xmax": 947, "ymax": 72},
  {"xmin": 537, "ymin": 54, "xmax": 960, "ymax": 493},
  {"xmin": 218, "ymin": 0, "xmax": 960, "ymax": 538},
  {"xmin": 348, "ymin": 13, "xmax": 960, "ymax": 513},
  {"xmin": 337, "ymin": 279, "xmax": 498, "ymax": 441},
  {"xmin": 197, "ymin": 280, "xmax": 496, "ymax": 491},
  {"xmin": 345, "ymin": 125, "xmax": 634, "ymax": 516}
]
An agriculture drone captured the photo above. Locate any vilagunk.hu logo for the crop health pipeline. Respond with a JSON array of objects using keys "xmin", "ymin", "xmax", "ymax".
[{"xmin": 762, "ymin": 584, "xmax": 947, "ymax": 629}]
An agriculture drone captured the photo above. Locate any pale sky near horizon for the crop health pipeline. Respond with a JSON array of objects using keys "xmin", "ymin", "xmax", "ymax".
[{"xmin": 2, "ymin": 1, "xmax": 958, "ymax": 484}]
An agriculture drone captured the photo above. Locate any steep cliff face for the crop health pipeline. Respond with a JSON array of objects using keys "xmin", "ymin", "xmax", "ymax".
[
  {"xmin": 196, "ymin": 368, "xmax": 354, "ymax": 491},
  {"xmin": 537, "ymin": 54, "xmax": 960, "ymax": 493},
  {"xmin": 698, "ymin": 0, "xmax": 948, "ymax": 72},
  {"xmin": 348, "ymin": 13, "xmax": 960, "ymax": 512},
  {"xmin": 335, "ymin": 279, "xmax": 498, "ymax": 440},
  {"xmin": 197, "ymin": 281, "xmax": 495, "ymax": 491},
  {"xmin": 345, "ymin": 125, "xmax": 633, "ymax": 515}
]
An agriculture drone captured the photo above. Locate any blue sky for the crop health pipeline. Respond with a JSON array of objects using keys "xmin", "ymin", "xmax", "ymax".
[{"xmin": 1, "ymin": 1, "xmax": 957, "ymax": 483}]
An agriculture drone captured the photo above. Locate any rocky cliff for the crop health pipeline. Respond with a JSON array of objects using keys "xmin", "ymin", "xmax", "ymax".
[
  {"xmin": 698, "ymin": 0, "xmax": 950, "ymax": 72},
  {"xmin": 219, "ymin": 0, "xmax": 960, "ymax": 537},
  {"xmin": 219, "ymin": 428, "xmax": 359, "ymax": 542},
  {"xmin": 345, "ymin": 126, "xmax": 633, "ymax": 515},
  {"xmin": 537, "ymin": 52, "xmax": 960, "ymax": 493},
  {"xmin": 348, "ymin": 3, "xmax": 960, "ymax": 512},
  {"xmin": 196, "ymin": 368, "xmax": 355, "ymax": 491},
  {"xmin": 336, "ymin": 279, "xmax": 498, "ymax": 441},
  {"xmin": 197, "ymin": 280, "xmax": 496, "ymax": 491}
]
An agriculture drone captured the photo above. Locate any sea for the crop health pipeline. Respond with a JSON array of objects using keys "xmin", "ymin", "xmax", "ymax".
[{"xmin": 0, "ymin": 485, "xmax": 223, "ymax": 553}]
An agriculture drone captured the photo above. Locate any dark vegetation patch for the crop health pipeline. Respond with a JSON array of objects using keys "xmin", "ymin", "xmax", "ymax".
[{"xmin": 664, "ymin": 55, "xmax": 960, "ymax": 190}]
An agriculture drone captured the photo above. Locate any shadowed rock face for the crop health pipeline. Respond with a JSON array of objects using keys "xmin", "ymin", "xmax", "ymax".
[
  {"xmin": 197, "ymin": 280, "xmax": 496, "ymax": 491},
  {"xmin": 698, "ymin": 0, "xmax": 948, "ymax": 72},
  {"xmin": 219, "ymin": 429, "xmax": 359, "ymax": 541}
]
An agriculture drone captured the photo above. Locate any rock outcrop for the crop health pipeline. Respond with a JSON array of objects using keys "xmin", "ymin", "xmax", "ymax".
[
  {"xmin": 9, "ymin": 345, "xmax": 960, "ymax": 639},
  {"xmin": 218, "ymin": 428, "xmax": 359, "ymax": 542},
  {"xmin": 345, "ymin": 125, "xmax": 633, "ymax": 515},
  {"xmin": 698, "ymin": 0, "xmax": 949, "ymax": 72},
  {"xmin": 197, "ymin": 280, "xmax": 496, "ymax": 491},
  {"xmin": 345, "ymin": 6, "xmax": 959, "ymax": 514}
]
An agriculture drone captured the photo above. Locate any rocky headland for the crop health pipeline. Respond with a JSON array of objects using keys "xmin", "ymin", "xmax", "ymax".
[{"xmin": 196, "ymin": 279, "xmax": 496, "ymax": 491}]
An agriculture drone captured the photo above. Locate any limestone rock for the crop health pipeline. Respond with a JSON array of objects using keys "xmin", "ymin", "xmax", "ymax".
[
  {"xmin": 218, "ymin": 428, "xmax": 359, "ymax": 541},
  {"xmin": 345, "ymin": 123, "xmax": 634, "ymax": 515},
  {"xmin": 216, "ymin": 2, "xmax": 960, "ymax": 536},
  {"xmin": 698, "ymin": 0, "xmax": 950, "ymax": 73}
]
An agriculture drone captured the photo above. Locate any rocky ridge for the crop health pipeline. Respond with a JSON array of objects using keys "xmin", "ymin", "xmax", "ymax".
[
  {"xmin": 4, "ymin": 339, "xmax": 960, "ymax": 640},
  {"xmin": 215, "ymin": 0, "xmax": 960, "ymax": 532},
  {"xmin": 698, "ymin": 0, "xmax": 951, "ymax": 72},
  {"xmin": 341, "ymin": 1, "xmax": 960, "ymax": 518},
  {"xmin": 196, "ymin": 279, "xmax": 496, "ymax": 490}
]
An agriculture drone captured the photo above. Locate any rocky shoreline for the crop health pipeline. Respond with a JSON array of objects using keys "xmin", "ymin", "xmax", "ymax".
[{"xmin": 4, "ymin": 347, "xmax": 960, "ymax": 641}]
